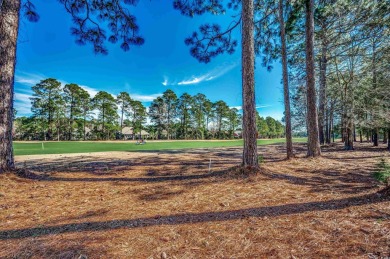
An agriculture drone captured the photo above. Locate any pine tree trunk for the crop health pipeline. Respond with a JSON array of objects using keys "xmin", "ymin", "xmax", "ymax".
[
  {"xmin": 318, "ymin": 36, "xmax": 327, "ymax": 145},
  {"xmin": 68, "ymin": 97, "xmax": 74, "ymax": 140},
  {"xmin": 0, "ymin": 0, "xmax": 20, "ymax": 173},
  {"xmin": 372, "ymin": 41, "xmax": 378, "ymax": 147},
  {"xmin": 325, "ymin": 105, "xmax": 330, "ymax": 144},
  {"xmin": 305, "ymin": 0, "xmax": 321, "ymax": 157},
  {"xmin": 102, "ymin": 107, "xmax": 105, "ymax": 140},
  {"xmin": 383, "ymin": 128, "xmax": 388, "ymax": 144},
  {"xmin": 241, "ymin": 0, "xmax": 258, "ymax": 167},
  {"xmin": 345, "ymin": 123, "xmax": 354, "ymax": 150},
  {"xmin": 167, "ymin": 110, "xmax": 170, "ymax": 140},
  {"xmin": 83, "ymin": 115, "xmax": 86, "ymax": 140},
  {"xmin": 278, "ymin": 0, "xmax": 293, "ymax": 159},
  {"xmin": 373, "ymin": 128, "xmax": 379, "ymax": 146},
  {"xmin": 387, "ymin": 128, "xmax": 390, "ymax": 151},
  {"xmin": 344, "ymin": 106, "xmax": 354, "ymax": 150},
  {"xmin": 329, "ymin": 101, "xmax": 334, "ymax": 143}
]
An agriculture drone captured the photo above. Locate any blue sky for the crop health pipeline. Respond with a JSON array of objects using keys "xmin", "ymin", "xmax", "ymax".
[{"xmin": 14, "ymin": 1, "xmax": 285, "ymax": 120}]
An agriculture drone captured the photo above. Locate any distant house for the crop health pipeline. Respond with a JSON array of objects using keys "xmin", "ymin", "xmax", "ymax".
[
  {"xmin": 121, "ymin": 127, "xmax": 134, "ymax": 139},
  {"xmin": 234, "ymin": 130, "xmax": 242, "ymax": 138},
  {"xmin": 121, "ymin": 127, "xmax": 149, "ymax": 139}
]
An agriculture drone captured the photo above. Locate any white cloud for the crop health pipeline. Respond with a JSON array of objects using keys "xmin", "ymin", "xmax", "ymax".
[
  {"xmin": 178, "ymin": 76, "xmax": 210, "ymax": 85},
  {"xmin": 177, "ymin": 62, "xmax": 237, "ymax": 86},
  {"xmin": 229, "ymin": 104, "xmax": 272, "ymax": 110},
  {"xmin": 14, "ymin": 92, "xmax": 33, "ymax": 116},
  {"xmin": 132, "ymin": 93, "xmax": 162, "ymax": 102},
  {"xmin": 15, "ymin": 72, "xmax": 44, "ymax": 86},
  {"xmin": 162, "ymin": 78, "xmax": 168, "ymax": 86},
  {"xmin": 256, "ymin": 105, "xmax": 271, "ymax": 109}
]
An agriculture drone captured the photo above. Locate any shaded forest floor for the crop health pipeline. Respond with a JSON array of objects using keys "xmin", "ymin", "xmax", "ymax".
[{"xmin": 1, "ymin": 142, "xmax": 389, "ymax": 258}]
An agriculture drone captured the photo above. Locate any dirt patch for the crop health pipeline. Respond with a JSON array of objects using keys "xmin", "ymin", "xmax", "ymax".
[{"xmin": 1, "ymin": 142, "xmax": 389, "ymax": 258}]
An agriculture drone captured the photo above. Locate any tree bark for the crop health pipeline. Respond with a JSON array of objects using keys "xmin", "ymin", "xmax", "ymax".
[
  {"xmin": 329, "ymin": 101, "xmax": 334, "ymax": 143},
  {"xmin": 373, "ymin": 128, "xmax": 379, "ymax": 146},
  {"xmin": 372, "ymin": 40, "xmax": 378, "ymax": 147},
  {"xmin": 241, "ymin": 0, "xmax": 258, "ymax": 167},
  {"xmin": 0, "ymin": 0, "xmax": 20, "ymax": 173},
  {"xmin": 387, "ymin": 128, "xmax": 390, "ymax": 151},
  {"xmin": 83, "ymin": 114, "xmax": 86, "ymax": 140},
  {"xmin": 305, "ymin": 0, "xmax": 321, "ymax": 157},
  {"xmin": 68, "ymin": 96, "xmax": 74, "ymax": 140},
  {"xmin": 325, "ymin": 104, "xmax": 330, "ymax": 144},
  {"xmin": 278, "ymin": 0, "xmax": 293, "ymax": 159},
  {"xmin": 344, "ymin": 120, "xmax": 354, "ymax": 150},
  {"xmin": 318, "ymin": 36, "xmax": 327, "ymax": 145}
]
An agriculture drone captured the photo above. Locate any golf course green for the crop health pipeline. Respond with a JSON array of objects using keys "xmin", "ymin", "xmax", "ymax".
[{"xmin": 13, "ymin": 138, "xmax": 307, "ymax": 156}]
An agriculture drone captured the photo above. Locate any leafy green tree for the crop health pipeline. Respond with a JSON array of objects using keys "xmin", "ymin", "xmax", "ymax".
[
  {"xmin": 130, "ymin": 100, "xmax": 147, "ymax": 139},
  {"xmin": 228, "ymin": 108, "xmax": 241, "ymax": 138},
  {"xmin": 256, "ymin": 113, "xmax": 270, "ymax": 138},
  {"xmin": 14, "ymin": 116, "xmax": 41, "ymax": 140},
  {"xmin": 116, "ymin": 92, "xmax": 132, "ymax": 131},
  {"xmin": 63, "ymin": 83, "xmax": 89, "ymax": 140},
  {"xmin": 213, "ymin": 100, "xmax": 230, "ymax": 139},
  {"xmin": 92, "ymin": 91, "xmax": 118, "ymax": 140},
  {"xmin": 162, "ymin": 89, "xmax": 178, "ymax": 140},
  {"xmin": 203, "ymin": 99, "xmax": 214, "ymax": 137},
  {"xmin": 275, "ymin": 120, "xmax": 285, "ymax": 138},
  {"xmin": 177, "ymin": 93, "xmax": 193, "ymax": 139},
  {"xmin": 191, "ymin": 93, "xmax": 207, "ymax": 139},
  {"xmin": 265, "ymin": 116, "xmax": 277, "ymax": 138},
  {"xmin": 30, "ymin": 78, "xmax": 63, "ymax": 140},
  {"xmin": 149, "ymin": 96, "xmax": 166, "ymax": 139},
  {"xmin": 79, "ymin": 90, "xmax": 91, "ymax": 140}
]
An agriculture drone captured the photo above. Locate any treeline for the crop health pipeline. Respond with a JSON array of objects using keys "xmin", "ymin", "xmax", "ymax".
[{"xmin": 14, "ymin": 78, "xmax": 285, "ymax": 141}]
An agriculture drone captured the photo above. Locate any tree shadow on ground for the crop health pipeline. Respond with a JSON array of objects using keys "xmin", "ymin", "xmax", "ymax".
[
  {"xmin": 14, "ymin": 142, "xmax": 388, "ymax": 198},
  {"xmin": 16, "ymin": 148, "xmax": 241, "ymax": 177},
  {"xmin": 258, "ymin": 142, "xmax": 389, "ymax": 194},
  {"xmin": 0, "ymin": 192, "xmax": 388, "ymax": 240},
  {"xmin": 261, "ymin": 169, "xmax": 378, "ymax": 194},
  {"xmin": 3, "ymin": 236, "xmax": 102, "ymax": 258}
]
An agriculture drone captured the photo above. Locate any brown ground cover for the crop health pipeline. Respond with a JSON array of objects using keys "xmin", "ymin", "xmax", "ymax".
[{"xmin": 0, "ymin": 142, "xmax": 389, "ymax": 258}]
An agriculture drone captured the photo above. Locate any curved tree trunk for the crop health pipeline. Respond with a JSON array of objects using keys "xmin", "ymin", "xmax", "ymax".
[
  {"xmin": 278, "ymin": 0, "xmax": 293, "ymax": 159},
  {"xmin": 305, "ymin": 0, "xmax": 321, "ymax": 157},
  {"xmin": 241, "ymin": 0, "xmax": 258, "ymax": 167},
  {"xmin": 0, "ymin": 0, "xmax": 20, "ymax": 173}
]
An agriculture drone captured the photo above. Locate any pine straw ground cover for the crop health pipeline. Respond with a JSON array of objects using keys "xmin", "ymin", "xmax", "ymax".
[{"xmin": 0, "ymin": 142, "xmax": 389, "ymax": 258}]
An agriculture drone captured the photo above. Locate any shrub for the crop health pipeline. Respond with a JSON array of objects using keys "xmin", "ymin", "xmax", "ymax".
[{"xmin": 373, "ymin": 159, "xmax": 390, "ymax": 185}]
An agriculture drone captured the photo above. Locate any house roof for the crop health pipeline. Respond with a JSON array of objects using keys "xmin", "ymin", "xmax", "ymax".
[
  {"xmin": 122, "ymin": 127, "xmax": 149, "ymax": 135},
  {"xmin": 122, "ymin": 127, "xmax": 134, "ymax": 134}
]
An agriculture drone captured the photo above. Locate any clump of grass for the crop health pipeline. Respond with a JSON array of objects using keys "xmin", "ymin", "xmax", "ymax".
[
  {"xmin": 257, "ymin": 155, "xmax": 264, "ymax": 164},
  {"xmin": 373, "ymin": 159, "xmax": 390, "ymax": 184}
]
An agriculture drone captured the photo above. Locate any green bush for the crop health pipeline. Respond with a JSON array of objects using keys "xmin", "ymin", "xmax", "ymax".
[{"xmin": 373, "ymin": 159, "xmax": 390, "ymax": 183}]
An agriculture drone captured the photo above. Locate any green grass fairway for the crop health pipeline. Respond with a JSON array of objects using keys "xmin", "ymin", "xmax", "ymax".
[{"xmin": 13, "ymin": 138, "xmax": 307, "ymax": 156}]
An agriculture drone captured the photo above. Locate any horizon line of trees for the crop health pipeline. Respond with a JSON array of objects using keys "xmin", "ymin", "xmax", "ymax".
[{"xmin": 13, "ymin": 78, "xmax": 286, "ymax": 141}]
